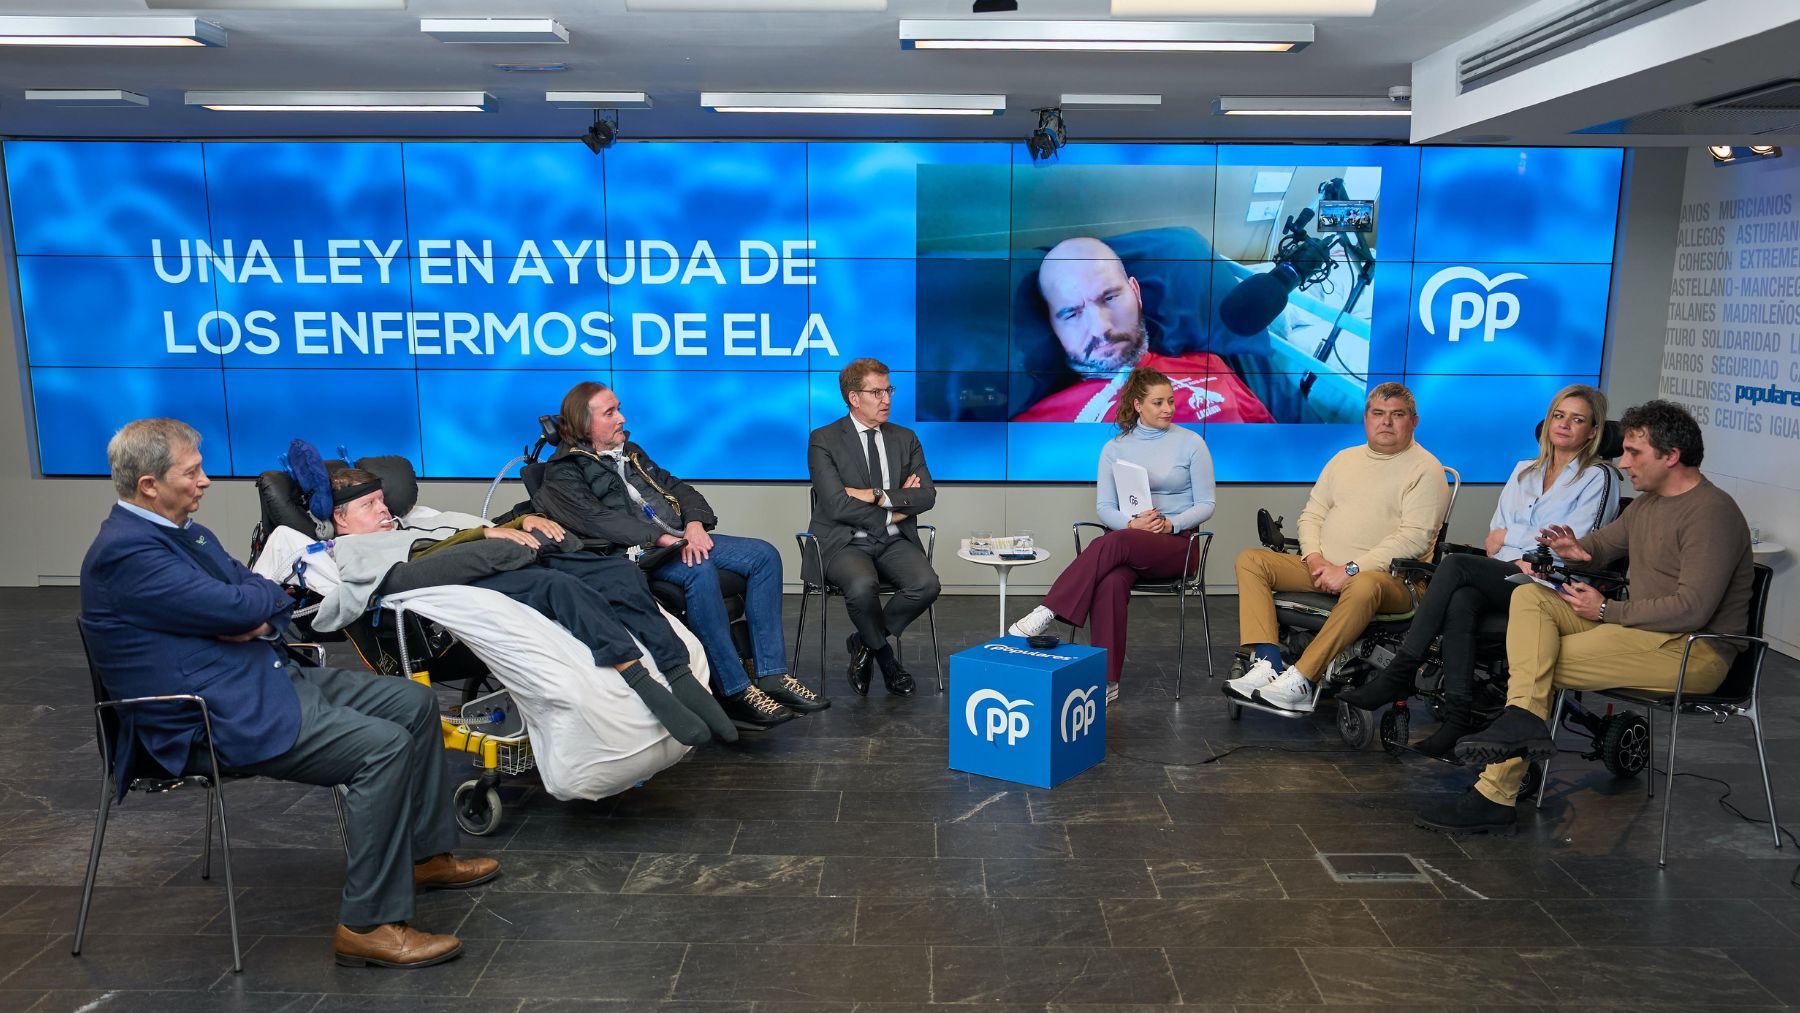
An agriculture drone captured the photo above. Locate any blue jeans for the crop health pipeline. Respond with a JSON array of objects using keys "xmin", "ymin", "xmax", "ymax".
[{"xmin": 651, "ymin": 532, "xmax": 787, "ymax": 696}]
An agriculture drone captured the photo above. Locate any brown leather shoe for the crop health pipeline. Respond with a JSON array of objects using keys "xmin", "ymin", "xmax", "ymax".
[
  {"xmin": 413, "ymin": 853, "xmax": 501, "ymax": 890},
  {"xmin": 333, "ymin": 922, "xmax": 462, "ymax": 968}
]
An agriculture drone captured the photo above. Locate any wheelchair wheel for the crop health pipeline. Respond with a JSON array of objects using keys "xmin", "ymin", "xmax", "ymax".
[
  {"xmin": 1599, "ymin": 713, "xmax": 1651, "ymax": 779},
  {"xmin": 1337, "ymin": 700, "xmax": 1377, "ymax": 749},
  {"xmin": 454, "ymin": 779, "xmax": 504, "ymax": 836},
  {"xmin": 1379, "ymin": 706, "xmax": 1410, "ymax": 757}
]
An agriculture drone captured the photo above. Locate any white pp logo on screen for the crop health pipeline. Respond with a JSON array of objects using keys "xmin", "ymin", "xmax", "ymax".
[
  {"xmin": 1060, "ymin": 685, "xmax": 1099, "ymax": 743},
  {"xmin": 1419, "ymin": 267, "xmax": 1527, "ymax": 344},
  {"xmin": 965, "ymin": 689, "xmax": 1033, "ymax": 746}
]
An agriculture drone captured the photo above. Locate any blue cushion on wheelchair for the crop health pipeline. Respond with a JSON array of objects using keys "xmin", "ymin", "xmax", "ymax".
[{"xmin": 285, "ymin": 438, "xmax": 334, "ymax": 522}]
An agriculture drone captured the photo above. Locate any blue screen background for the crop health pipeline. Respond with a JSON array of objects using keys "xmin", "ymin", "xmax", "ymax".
[{"xmin": 4, "ymin": 140, "xmax": 1622, "ymax": 482}]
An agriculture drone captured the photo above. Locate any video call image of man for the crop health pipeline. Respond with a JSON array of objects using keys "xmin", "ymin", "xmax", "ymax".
[
  {"xmin": 806, "ymin": 357, "xmax": 942, "ymax": 698},
  {"xmin": 1011, "ymin": 230, "xmax": 1301, "ymax": 424},
  {"xmin": 320, "ymin": 468, "xmax": 738, "ymax": 748}
]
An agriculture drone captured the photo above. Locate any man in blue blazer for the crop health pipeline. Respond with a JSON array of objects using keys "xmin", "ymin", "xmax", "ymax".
[
  {"xmin": 805, "ymin": 358, "xmax": 941, "ymax": 696},
  {"xmin": 79, "ymin": 418, "xmax": 499, "ymax": 969}
]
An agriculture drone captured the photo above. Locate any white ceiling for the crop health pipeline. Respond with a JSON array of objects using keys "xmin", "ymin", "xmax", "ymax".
[{"xmin": 0, "ymin": 0, "xmax": 1547, "ymax": 140}]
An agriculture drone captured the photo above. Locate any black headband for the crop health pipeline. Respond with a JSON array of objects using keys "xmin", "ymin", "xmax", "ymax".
[{"xmin": 331, "ymin": 478, "xmax": 383, "ymax": 506}]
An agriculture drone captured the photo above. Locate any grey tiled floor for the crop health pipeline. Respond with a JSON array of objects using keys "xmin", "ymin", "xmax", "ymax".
[{"xmin": 4, "ymin": 585, "xmax": 1799, "ymax": 1012}]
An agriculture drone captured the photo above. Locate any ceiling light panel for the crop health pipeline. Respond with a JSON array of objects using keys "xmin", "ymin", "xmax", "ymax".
[
  {"xmin": 186, "ymin": 90, "xmax": 495, "ymax": 112},
  {"xmin": 547, "ymin": 91, "xmax": 653, "ymax": 109},
  {"xmin": 627, "ymin": 0, "xmax": 886, "ymax": 10},
  {"xmin": 1060, "ymin": 93, "xmax": 1162, "ymax": 108},
  {"xmin": 1216, "ymin": 95, "xmax": 1410, "ymax": 116},
  {"xmin": 899, "ymin": 20, "xmax": 1312, "ymax": 52},
  {"xmin": 702, "ymin": 92, "xmax": 1004, "ymax": 115},
  {"xmin": 25, "ymin": 89, "xmax": 150, "ymax": 107},
  {"xmin": 146, "ymin": 1, "xmax": 406, "ymax": 8},
  {"xmin": 0, "ymin": 16, "xmax": 225, "ymax": 47},
  {"xmin": 421, "ymin": 19, "xmax": 569, "ymax": 44},
  {"xmin": 1112, "ymin": 0, "xmax": 1373, "ymax": 15}
]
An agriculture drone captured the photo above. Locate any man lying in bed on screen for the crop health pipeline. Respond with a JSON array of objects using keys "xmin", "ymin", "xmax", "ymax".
[
  {"xmin": 318, "ymin": 468, "xmax": 737, "ymax": 747},
  {"xmin": 1011, "ymin": 231, "xmax": 1297, "ymax": 424}
]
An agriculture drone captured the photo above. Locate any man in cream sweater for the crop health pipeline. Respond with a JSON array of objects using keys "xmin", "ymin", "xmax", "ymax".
[{"xmin": 1226, "ymin": 382, "xmax": 1450, "ymax": 714}]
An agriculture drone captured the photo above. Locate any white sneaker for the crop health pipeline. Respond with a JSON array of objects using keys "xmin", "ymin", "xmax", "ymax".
[
  {"xmin": 1007, "ymin": 605, "xmax": 1057, "ymax": 639},
  {"xmin": 1252, "ymin": 667, "xmax": 1317, "ymax": 714},
  {"xmin": 1106, "ymin": 682, "xmax": 1120, "ymax": 704},
  {"xmin": 1223, "ymin": 657, "xmax": 1279, "ymax": 701}
]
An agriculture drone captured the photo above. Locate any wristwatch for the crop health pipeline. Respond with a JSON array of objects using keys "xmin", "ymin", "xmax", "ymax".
[{"xmin": 1344, "ymin": 561, "xmax": 1360, "ymax": 577}]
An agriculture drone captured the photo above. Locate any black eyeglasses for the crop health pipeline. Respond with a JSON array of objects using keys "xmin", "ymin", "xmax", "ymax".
[{"xmin": 854, "ymin": 386, "xmax": 898, "ymax": 400}]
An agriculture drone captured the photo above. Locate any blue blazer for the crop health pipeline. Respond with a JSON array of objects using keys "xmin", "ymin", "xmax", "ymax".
[{"xmin": 80, "ymin": 505, "xmax": 301, "ymax": 795}]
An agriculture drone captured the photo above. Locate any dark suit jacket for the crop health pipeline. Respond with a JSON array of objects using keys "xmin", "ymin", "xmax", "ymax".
[
  {"xmin": 79, "ymin": 505, "xmax": 301, "ymax": 797},
  {"xmin": 804, "ymin": 416, "xmax": 935, "ymax": 582}
]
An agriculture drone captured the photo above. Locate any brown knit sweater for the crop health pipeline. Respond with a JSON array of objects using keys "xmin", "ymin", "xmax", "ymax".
[{"xmin": 1578, "ymin": 477, "xmax": 1753, "ymax": 638}]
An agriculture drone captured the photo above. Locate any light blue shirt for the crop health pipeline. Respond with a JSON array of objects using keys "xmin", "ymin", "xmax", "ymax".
[
  {"xmin": 117, "ymin": 500, "xmax": 186, "ymax": 529},
  {"xmin": 1096, "ymin": 424, "xmax": 1216, "ymax": 532},
  {"xmin": 1488, "ymin": 457, "xmax": 1620, "ymax": 561}
]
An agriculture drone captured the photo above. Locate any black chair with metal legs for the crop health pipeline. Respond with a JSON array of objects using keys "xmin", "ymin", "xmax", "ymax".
[
  {"xmin": 793, "ymin": 525, "xmax": 943, "ymax": 692},
  {"xmin": 1070, "ymin": 523, "xmax": 1215, "ymax": 699},
  {"xmin": 1536, "ymin": 563, "xmax": 1777, "ymax": 867},
  {"xmin": 75, "ymin": 627, "xmax": 347, "ymax": 973}
]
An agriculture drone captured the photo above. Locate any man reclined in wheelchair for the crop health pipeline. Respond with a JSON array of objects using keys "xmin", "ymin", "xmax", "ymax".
[{"xmin": 314, "ymin": 466, "xmax": 737, "ymax": 748}]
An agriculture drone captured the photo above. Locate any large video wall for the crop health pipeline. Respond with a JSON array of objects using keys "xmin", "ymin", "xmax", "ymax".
[{"xmin": 3, "ymin": 140, "xmax": 1622, "ymax": 482}]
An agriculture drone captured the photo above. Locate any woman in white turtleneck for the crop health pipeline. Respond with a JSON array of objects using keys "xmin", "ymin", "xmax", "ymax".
[{"xmin": 1008, "ymin": 367, "xmax": 1216, "ymax": 702}]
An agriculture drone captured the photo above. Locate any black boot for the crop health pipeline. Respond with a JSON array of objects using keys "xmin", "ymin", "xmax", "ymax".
[
  {"xmin": 720, "ymin": 684, "xmax": 796, "ymax": 731},
  {"xmin": 1452, "ymin": 705, "xmax": 1555, "ymax": 766},
  {"xmin": 1415, "ymin": 703, "xmax": 1484, "ymax": 761},
  {"xmin": 1337, "ymin": 655, "xmax": 1421, "ymax": 710},
  {"xmin": 1414, "ymin": 787, "xmax": 1516, "ymax": 835}
]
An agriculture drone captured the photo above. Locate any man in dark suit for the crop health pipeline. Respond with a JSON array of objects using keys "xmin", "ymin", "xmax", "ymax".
[
  {"xmin": 79, "ymin": 418, "xmax": 498, "ymax": 969},
  {"xmin": 805, "ymin": 358, "xmax": 941, "ymax": 696}
]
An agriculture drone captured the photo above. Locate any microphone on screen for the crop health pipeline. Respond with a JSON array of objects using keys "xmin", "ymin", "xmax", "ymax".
[{"xmin": 1218, "ymin": 207, "xmax": 1335, "ymax": 336}]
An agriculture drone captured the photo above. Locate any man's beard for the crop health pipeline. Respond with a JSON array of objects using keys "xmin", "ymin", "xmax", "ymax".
[{"xmin": 1069, "ymin": 320, "xmax": 1149, "ymax": 376}]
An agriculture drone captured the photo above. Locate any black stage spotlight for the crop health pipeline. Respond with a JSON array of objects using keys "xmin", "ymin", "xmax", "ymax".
[
  {"xmin": 581, "ymin": 112, "xmax": 618, "ymax": 154},
  {"xmin": 973, "ymin": 0, "xmax": 1019, "ymax": 11},
  {"xmin": 1025, "ymin": 106, "xmax": 1065, "ymax": 163}
]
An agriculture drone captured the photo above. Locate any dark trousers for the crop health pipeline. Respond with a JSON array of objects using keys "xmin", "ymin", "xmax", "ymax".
[
  {"xmin": 1397, "ymin": 552, "xmax": 1521, "ymax": 707},
  {"xmin": 475, "ymin": 557, "xmax": 687, "ymax": 674},
  {"xmin": 825, "ymin": 536, "xmax": 941, "ymax": 649},
  {"xmin": 218, "ymin": 666, "xmax": 458, "ymax": 927},
  {"xmin": 1042, "ymin": 528, "xmax": 1195, "ymax": 685}
]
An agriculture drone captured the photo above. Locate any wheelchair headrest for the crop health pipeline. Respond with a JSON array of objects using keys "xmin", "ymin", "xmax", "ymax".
[
  {"xmin": 1534, "ymin": 419, "xmax": 1624, "ymax": 460},
  {"xmin": 257, "ymin": 469, "xmax": 321, "ymax": 538},
  {"xmin": 540, "ymin": 414, "xmax": 563, "ymax": 446},
  {"xmin": 352, "ymin": 455, "xmax": 419, "ymax": 517}
]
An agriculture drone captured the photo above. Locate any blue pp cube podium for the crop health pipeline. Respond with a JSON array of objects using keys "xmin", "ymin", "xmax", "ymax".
[{"xmin": 947, "ymin": 637, "xmax": 1107, "ymax": 789}]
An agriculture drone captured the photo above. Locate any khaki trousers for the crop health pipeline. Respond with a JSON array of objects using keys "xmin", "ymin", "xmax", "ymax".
[
  {"xmin": 1235, "ymin": 548, "xmax": 1412, "ymax": 680},
  {"xmin": 1475, "ymin": 583, "xmax": 1728, "ymax": 806}
]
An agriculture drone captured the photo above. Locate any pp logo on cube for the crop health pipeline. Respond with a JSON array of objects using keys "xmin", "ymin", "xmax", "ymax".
[{"xmin": 948, "ymin": 637, "xmax": 1107, "ymax": 789}]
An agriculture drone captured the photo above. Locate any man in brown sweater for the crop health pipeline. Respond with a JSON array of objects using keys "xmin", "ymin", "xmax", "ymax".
[
  {"xmin": 1417, "ymin": 399, "xmax": 1754, "ymax": 834},
  {"xmin": 1226, "ymin": 381, "xmax": 1449, "ymax": 715}
]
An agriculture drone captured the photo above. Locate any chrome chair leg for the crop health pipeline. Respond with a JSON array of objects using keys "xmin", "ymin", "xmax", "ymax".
[
  {"xmin": 1645, "ymin": 705, "xmax": 1656, "ymax": 800},
  {"xmin": 1174, "ymin": 583, "xmax": 1188, "ymax": 701},
  {"xmin": 201, "ymin": 782, "xmax": 215, "ymax": 881},
  {"xmin": 1751, "ymin": 713, "xmax": 1782, "ymax": 849},
  {"xmin": 792, "ymin": 587, "xmax": 811, "ymax": 683},
  {"xmin": 1199, "ymin": 588, "xmax": 1215, "ymax": 681},
  {"xmin": 928, "ymin": 604, "xmax": 943, "ymax": 693},
  {"xmin": 211, "ymin": 775, "xmax": 243, "ymax": 972},
  {"xmin": 72, "ymin": 772, "xmax": 113, "ymax": 957},
  {"xmin": 818, "ymin": 596, "xmax": 829, "ymax": 687},
  {"xmin": 1657, "ymin": 706, "xmax": 1683, "ymax": 868},
  {"xmin": 1535, "ymin": 690, "xmax": 1566, "ymax": 811}
]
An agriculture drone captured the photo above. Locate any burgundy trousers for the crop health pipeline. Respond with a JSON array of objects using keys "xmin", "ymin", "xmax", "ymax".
[{"xmin": 1041, "ymin": 528, "xmax": 1197, "ymax": 685}]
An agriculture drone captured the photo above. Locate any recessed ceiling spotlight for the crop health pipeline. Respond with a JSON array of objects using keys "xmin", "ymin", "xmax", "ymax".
[
  {"xmin": 900, "ymin": 20, "xmax": 1312, "ymax": 52},
  {"xmin": 186, "ymin": 90, "xmax": 496, "ymax": 112},
  {"xmin": 1708, "ymin": 144, "xmax": 1736, "ymax": 160},
  {"xmin": 0, "ymin": 15, "xmax": 225, "ymax": 47},
  {"xmin": 421, "ymin": 19, "xmax": 569, "ymax": 44},
  {"xmin": 24, "ymin": 89, "xmax": 149, "ymax": 107},
  {"xmin": 1709, "ymin": 144, "xmax": 1783, "ymax": 166},
  {"xmin": 494, "ymin": 63, "xmax": 570, "ymax": 73}
]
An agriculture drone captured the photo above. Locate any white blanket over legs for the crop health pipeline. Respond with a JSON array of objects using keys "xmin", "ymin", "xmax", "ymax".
[{"xmin": 253, "ymin": 524, "xmax": 703, "ymax": 801}]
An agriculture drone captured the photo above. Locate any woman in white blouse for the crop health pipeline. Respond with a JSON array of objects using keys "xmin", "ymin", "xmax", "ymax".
[{"xmin": 1339, "ymin": 383, "xmax": 1619, "ymax": 757}]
